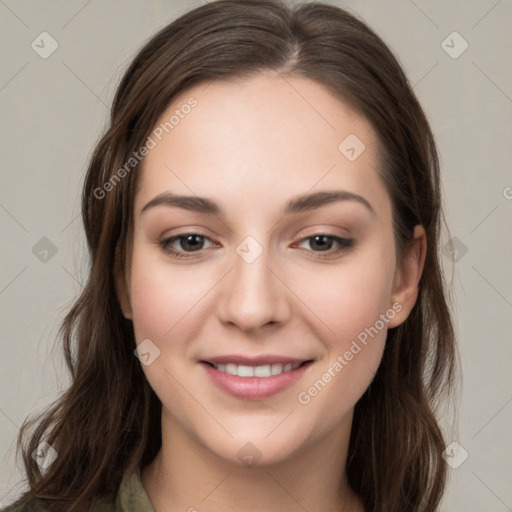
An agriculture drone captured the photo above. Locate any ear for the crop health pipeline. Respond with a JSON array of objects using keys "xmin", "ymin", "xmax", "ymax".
[
  {"xmin": 114, "ymin": 257, "xmax": 133, "ymax": 320},
  {"xmin": 387, "ymin": 225, "xmax": 426, "ymax": 329}
]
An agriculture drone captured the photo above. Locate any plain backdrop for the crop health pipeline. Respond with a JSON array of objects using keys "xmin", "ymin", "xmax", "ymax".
[{"xmin": 1, "ymin": 0, "xmax": 511, "ymax": 510}]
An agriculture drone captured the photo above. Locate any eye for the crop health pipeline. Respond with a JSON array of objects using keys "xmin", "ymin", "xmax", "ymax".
[
  {"xmin": 159, "ymin": 232, "xmax": 353, "ymax": 260},
  {"xmin": 159, "ymin": 233, "xmax": 216, "ymax": 258},
  {"xmin": 295, "ymin": 234, "xmax": 353, "ymax": 258}
]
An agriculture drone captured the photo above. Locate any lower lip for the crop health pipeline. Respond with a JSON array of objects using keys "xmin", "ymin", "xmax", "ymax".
[{"xmin": 201, "ymin": 362, "xmax": 312, "ymax": 400}]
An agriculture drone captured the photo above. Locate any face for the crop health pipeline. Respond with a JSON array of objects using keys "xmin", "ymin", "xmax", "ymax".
[{"xmin": 117, "ymin": 71, "xmax": 423, "ymax": 466}]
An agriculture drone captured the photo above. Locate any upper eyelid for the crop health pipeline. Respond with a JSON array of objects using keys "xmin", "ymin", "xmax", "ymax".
[
  {"xmin": 163, "ymin": 232, "xmax": 217, "ymax": 248},
  {"xmin": 293, "ymin": 234, "xmax": 353, "ymax": 253}
]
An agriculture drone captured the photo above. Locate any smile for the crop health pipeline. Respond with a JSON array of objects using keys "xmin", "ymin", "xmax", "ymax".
[
  {"xmin": 200, "ymin": 357, "xmax": 314, "ymax": 400},
  {"xmin": 206, "ymin": 362, "xmax": 303, "ymax": 377}
]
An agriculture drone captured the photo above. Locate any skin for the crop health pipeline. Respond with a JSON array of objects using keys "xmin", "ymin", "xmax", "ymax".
[{"xmin": 115, "ymin": 70, "xmax": 426, "ymax": 512}]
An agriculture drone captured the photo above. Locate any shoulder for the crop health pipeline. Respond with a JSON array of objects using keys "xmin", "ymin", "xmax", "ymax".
[{"xmin": 2, "ymin": 468, "xmax": 151, "ymax": 512}]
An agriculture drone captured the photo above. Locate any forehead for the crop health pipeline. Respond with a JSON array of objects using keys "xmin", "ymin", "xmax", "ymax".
[{"xmin": 135, "ymin": 72, "xmax": 389, "ymax": 220}]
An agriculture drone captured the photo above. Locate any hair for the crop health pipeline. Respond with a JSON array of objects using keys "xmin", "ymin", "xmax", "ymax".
[{"xmin": 6, "ymin": 1, "xmax": 458, "ymax": 511}]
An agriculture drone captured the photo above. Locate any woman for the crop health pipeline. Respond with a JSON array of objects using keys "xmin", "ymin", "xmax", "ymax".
[{"xmin": 4, "ymin": 0, "xmax": 457, "ymax": 510}]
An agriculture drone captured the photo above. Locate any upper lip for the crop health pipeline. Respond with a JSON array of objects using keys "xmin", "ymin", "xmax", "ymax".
[{"xmin": 201, "ymin": 355, "xmax": 314, "ymax": 366}]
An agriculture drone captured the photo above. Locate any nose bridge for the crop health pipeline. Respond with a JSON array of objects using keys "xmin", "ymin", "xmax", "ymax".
[{"xmin": 217, "ymin": 235, "xmax": 289, "ymax": 330}]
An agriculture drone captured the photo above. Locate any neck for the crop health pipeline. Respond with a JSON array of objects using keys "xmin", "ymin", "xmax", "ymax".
[{"xmin": 141, "ymin": 409, "xmax": 364, "ymax": 512}]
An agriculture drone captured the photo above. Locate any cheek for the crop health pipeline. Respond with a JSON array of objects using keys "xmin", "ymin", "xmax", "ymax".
[
  {"xmin": 130, "ymin": 272, "xmax": 175, "ymax": 343},
  {"xmin": 294, "ymin": 278, "xmax": 391, "ymax": 433},
  {"xmin": 128, "ymin": 248, "xmax": 204, "ymax": 422},
  {"xmin": 292, "ymin": 243, "xmax": 395, "ymax": 412},
  {"xmin": 293, "ymin": 245, "xmax": 396, "ymax": 346},
  {"xmin": 128, "ymin": 244, "xmax": 205, "ymax": 343},
  {"xmin": 296, "ymin": 336, "xmax": 385, "ymax": 439}
]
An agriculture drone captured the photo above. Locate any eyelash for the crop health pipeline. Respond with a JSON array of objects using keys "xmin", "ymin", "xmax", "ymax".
[{"xmin": 158, "ymin": 232, "xmax": 353, "ymax": 260}]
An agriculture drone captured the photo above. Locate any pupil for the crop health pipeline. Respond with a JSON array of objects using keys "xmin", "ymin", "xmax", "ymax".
[
  {"xmin": 312, "ymin": 235, "xmax": 332, "ymax": 251},
  {"xmin": 182, "ymin": 235, "xmax": 203, "ymax": 251}
]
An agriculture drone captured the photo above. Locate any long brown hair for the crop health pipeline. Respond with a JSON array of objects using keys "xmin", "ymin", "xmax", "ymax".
[{"xmin": 6, "ymin": 1, "xmax": 457, "ymax": 510}]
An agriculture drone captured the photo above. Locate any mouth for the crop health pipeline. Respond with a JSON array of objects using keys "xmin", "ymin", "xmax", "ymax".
[{"xmin": 199, "ymin": 356, "xmax": 314, "ymax": 400}]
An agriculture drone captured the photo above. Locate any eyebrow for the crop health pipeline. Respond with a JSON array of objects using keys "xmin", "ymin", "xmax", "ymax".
[{"xmin": 140, "ymin": 190, "xmax": 375, "ymax": 217}]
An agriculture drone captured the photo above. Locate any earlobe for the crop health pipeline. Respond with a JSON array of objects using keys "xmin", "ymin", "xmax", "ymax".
[{"xmin": 387, "ymin": 225, "xmax": 426, "ymax": 329}]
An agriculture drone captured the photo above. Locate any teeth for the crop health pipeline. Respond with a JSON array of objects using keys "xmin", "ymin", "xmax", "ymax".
[
  {"xmin": 237, "ymin": 364, "xmax": 255, "ymax": 377},
  {"xmin": 271, "ymin": 363, "xmax": 283, "ymax": 375},
  {"xmin": 212, "ymin": 362, "xmax": 302, "ymax": 377},
  {"xmin": 226, "ymin": 363, "xmax": 237, "ymax": 375}
]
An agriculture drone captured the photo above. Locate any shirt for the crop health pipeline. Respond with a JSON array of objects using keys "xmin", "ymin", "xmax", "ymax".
[{"xmin": 2, "ymin": 468, "xmax": 155, "ymax": 512}]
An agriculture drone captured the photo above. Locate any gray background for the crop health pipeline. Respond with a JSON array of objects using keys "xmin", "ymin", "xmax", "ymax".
[{"xmin": 1, "ymin": 0, "xmax": 511, "ymax": 510}]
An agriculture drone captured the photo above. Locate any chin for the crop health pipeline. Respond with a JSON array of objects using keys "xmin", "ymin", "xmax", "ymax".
[{"xmin": 192, "ymin": 417, "xmax": 315, "ymax": 468}]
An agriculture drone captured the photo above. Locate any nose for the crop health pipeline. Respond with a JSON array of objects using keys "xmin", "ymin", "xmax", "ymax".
[{"xmin": 216, "ymin": 242, "xmax": 291, "ymax": 333}]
